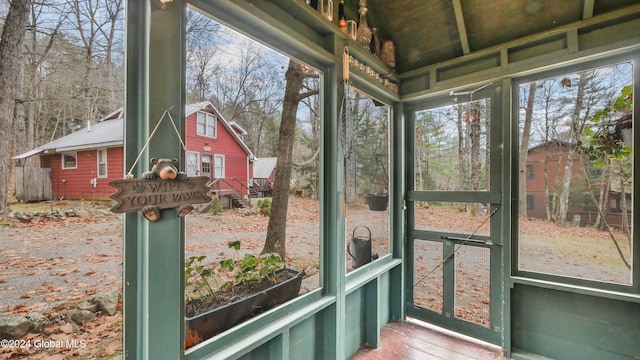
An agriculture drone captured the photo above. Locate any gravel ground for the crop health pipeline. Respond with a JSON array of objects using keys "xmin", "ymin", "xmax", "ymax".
[
  {"xmin": 0, "ymin": 217, "xmax": 124, "ymax": 314},
  {"xmin": 0, "ymin": 198, "xmax": 328, "ymax": 315}
]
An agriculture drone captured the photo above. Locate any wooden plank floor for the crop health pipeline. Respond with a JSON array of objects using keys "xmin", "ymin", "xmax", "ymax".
[{"xmin": 349, "ymin": 319, "xmax": 510, "ymax": 360}]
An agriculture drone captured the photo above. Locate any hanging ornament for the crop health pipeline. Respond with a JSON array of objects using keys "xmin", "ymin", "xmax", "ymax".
[{"xmin": 356, "ymin": 0, "xmax": 372, "ymax": 49}]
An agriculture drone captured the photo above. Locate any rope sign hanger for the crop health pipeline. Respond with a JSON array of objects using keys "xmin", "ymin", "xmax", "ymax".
[
  {"xmin": 109, "ymin": 106, "xmax": 211, "ymax": 222},
  {"xmin": 125, "ymin": 106, "xmax": 192, "ymax": 179}
]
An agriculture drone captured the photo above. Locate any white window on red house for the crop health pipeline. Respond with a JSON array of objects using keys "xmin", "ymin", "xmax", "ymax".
[
  {"xmin": 186, "ymin": 151, "xmax": 200, "ymax": 177},
  {"xmin": 214, "ymin": 154, "xmax": 225, "ymax": 178},
  {"xmin": 201, "ymin": 154, "xmax": 212, "ymax": 177},
  {"xmin": 62, "ymin": 153, "xmax": 77, "ymax": 169},
  {"xmin": 97, "ymin": 149, "xmax": 107, "ymax": 178},
  {"xmin": 197, "ymin": 111, "xmax": 217, "ymax": 138}
]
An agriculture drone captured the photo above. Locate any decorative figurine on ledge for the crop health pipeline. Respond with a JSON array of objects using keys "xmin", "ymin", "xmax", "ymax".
[
  {"xmin": 356, "ymin": 0, "xmax": 372, "ymax": 49},
  {"xmin": 380, "ymin": 40, "xmax": 396, "ymax": 69}
]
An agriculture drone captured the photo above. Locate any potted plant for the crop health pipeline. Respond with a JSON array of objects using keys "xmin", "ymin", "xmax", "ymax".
[
  {"xmin": 184, "ymin": 240, "xmax": 304, "ymax": 349},
  {"xmin": 364, "ymin": 153, "xmax": 389, "ymax": 211},
  {"xmin": 365, "ymin": 187, "xmax": 388, "ymax": 211}
]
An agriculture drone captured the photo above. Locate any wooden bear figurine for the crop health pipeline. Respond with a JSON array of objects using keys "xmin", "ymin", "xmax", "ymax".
[{"xmin": 140, "ymin": 158, "xmax": 194, "ymax": 221}]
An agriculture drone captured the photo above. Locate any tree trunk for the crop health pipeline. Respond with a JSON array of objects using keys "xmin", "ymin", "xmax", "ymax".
[
  {"xmin": 484, "ymin": 99, "xmax": 490, "ymax": 192},
  {"xmin": 557, "ymin": 148, "xmax": 576, "ymax": 224},
  {"xmin": 543, "ymin": 87, "xmax": 553, "ymax": 221},
  {"xmin": 594, "ymin": 160, "xmax": 610, "ymax": 230},
  {"xmin": 262, "ymin": 60, "xmax": 305, "ymax": 256},
  {"xmin": 470, "ymin": 103, "xmax": 481, "ymax": 190},
  {"xmin": 416, "ymin": 136, "xmax": 423, "ymax": 191},
  {"xmin": 469, "ymin": 102, "xmax": 481, "ymax": 215},
  {"xmin": 456, "ymin": 105, "xmax": 466, "ymax": 190},
  {"xmin": 618, "ymin": 162, "xmax": 631, "ymax": 242},
  {"xmin": 519, "ymin": 82, "xmax": 536, "ymax": 217},
  {"xmin": 544, "ymin": 154, "xmax": 551, "ymax": 221},
  {"xmin": 0, "ymin": 0, "xmax": 31, "ymax": 214},
  {"xmin": 557, "ymin": 73, "xmax": 586, "ymax": 224}
]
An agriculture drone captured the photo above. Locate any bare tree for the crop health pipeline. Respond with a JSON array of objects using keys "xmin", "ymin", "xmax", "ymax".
[
  {"xmin": 469, "ymin": 103, "xmax": 481, "ymax": 186},
  {"xmin": 185, "ymin": 9, "xmax": 223, "ymax": 102},
  {"xmin": 15, "ymin": 0, "xmax": 66, "ymax": 156},
  {"xmin": 454, "ymin": 104, "xmax": 467, "ymax": 191},
  {"xmin": 209, "ymin": 39, "xmax": 284, "ymax": 155},
  {"xmin": 519, "ymin": 82, "xmax": 536, "ymax": 217},
  {"xmin": 0, "ymin": 0, "xmax": 31, "ymax": 214},
  {"xmin": 261, "ymin": 60, "xmax": 318, "ymax": 256},
  {"xmin": 95, "ymin": 0, "xmax": 123, "ymax": 110},
  {"xmin": 69, "ymin": 0, "xmax": 124, "ymax": 120}
]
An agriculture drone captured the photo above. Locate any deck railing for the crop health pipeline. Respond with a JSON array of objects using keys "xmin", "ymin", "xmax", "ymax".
[{"xmin": 207, "ymin": 177, "xmax": 249, "ymax": 205}]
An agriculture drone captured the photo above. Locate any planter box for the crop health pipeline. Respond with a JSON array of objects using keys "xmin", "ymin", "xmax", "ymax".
[
  {"xmin": 185, "ymin": 269, "xmax": 303, "ymax": 346},
  {"xmin": 365, "ymin": 194, "xmax": 388, "ymax": 211}
]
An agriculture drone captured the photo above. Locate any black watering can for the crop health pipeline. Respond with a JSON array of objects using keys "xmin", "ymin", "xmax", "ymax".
[{"xmin": 347, "ymin": 226, "xmax": 378, "ymax": 269}]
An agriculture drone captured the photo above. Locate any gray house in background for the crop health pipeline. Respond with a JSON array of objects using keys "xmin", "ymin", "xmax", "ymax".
[{"xmin": 250, "ymin": 157, "xmax": 277, "ymax": 197}]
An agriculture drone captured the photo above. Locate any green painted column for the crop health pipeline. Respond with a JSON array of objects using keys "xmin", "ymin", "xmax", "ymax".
[
  {"xmin": 502, "ymin": 77, "xmax": 514, "ymax": 357},
  {"xmin": 123, "ymin": 1, "xmax": 186, "ymax": 359},
  {"xmin": 321, "ymin": 33, "xmax": 346, "ymax": 360},
  {"xmin": 390, "ymin": 102, "xmax": 405, "ymax": 321}
]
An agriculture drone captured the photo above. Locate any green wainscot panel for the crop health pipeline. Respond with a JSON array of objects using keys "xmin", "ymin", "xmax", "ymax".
[
  {"xmin": 379, "ymin": 272, "xmax": 391, "ymax": 327},
  {"xmin": 237, "ymin": 341, "xmax": 271, "ymax": 360},
  {"xmin": 345, "ymin": 289, "xmax": 366, "ymax": 357},
  {"xmin": 512, "ymin": 284, "xmax": 640, "ymax": 360},
  {"xmin": 290, "ymin": 316, "xmax": 325, "ymax": 360}
]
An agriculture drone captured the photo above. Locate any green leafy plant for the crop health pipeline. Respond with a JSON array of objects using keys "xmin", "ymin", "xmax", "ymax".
[
  {"xmin": 579, "ymin": 85, "xmax": 633, "ymax": 167},
  {"xmin": 220, "ymin": 240, "xmax": 281, "ymax": 287},
  {"xmin": 185, "ymin": 255, "xmax": 219, "ymax": 306},
  {"xmin": 185, "ymin": 240, "xmax": 291, "ymax": 316},
  {"xmin": 256, "ymin": 198, "xmax": 272, "ymax": 215},
  {"xmin": 208, "ymin": 196, "xmax": 224, "ymax": 215}
]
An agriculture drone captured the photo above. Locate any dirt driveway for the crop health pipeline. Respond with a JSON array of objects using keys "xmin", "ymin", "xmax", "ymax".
[
  {"xmin": 0, "ymin": 197, "xmax": 324, "ymax": 316},
  {"xmin": 1, "ymin": 217, "xmax": 123, "ymax": 315},
  {"xmin": 0, "ymin": 199, "xmax": 631, "ymax": 359}
]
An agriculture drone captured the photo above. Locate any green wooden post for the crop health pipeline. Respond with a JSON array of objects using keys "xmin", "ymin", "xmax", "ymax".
[
  {"xmin": 404, "ymin": 104, "xmax": 416, "ymax": 317},
  {"xmin": 123, "ymin": 1, "xmax": 186, "ymax": 359},
  {"xmin": 502, "ymin": 77, "xmax": 514, "ymax": 357},
  {"xmin": 321, "ymin": 33, "xmax": 346, "ymax": 360},
  {"xmin": 390, "ymin": 102, "xmax": 405, "ymax": 321}
]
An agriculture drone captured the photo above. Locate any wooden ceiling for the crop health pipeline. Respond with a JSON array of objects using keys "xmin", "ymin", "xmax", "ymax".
[{"xmin": 342, "ymin": 0, "xmax": 638, "ymax": 74}]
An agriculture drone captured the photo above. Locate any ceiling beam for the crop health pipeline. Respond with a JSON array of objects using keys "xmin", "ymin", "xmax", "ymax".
[
  {"xmin": 453, "ymin": 0, "xmax": 470, "ymax": 54},
  {"xmin": 583, "ymin": 0, "xmax": 595, "ymax": 19}
]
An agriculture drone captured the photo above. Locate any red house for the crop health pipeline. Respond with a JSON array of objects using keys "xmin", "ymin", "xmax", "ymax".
[
  {"xmin": 14, "ymin": 101, "xmax": 254, "ymax": 206},
  {"xmin": 525, "ymin": 141, "xmax": 631, "ymax": 228}
]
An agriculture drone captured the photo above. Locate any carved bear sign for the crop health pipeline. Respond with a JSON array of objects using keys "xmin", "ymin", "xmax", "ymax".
[
  {"xmin": 108, "ymin": 158, "xmax": 211, "ymax": 221},
  {"xmin": 140, "ymin": 158, "xmax": 194, "ymax": 221}
]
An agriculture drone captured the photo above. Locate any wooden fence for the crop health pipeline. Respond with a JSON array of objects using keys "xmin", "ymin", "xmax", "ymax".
[{"xmin": 15, "ymin": 167, "xmax": 52, "ymax": 202}]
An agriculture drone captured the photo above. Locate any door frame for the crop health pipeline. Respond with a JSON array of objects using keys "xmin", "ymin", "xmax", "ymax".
[{"xmin": 405, "ymin": 83, "xmax": 506, "ymax": 345}]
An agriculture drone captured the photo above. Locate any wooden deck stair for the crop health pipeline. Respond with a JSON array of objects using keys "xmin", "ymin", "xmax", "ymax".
[
  {"xmin": 205, "ymin": 177, "xmax": 251, "ymax": 210},
  {"xmin": 229, "ymin": 193, "xmax": 249, "ymax": 208}
]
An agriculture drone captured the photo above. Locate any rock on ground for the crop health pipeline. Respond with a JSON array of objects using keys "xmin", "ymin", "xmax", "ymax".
[
  {"xmin": 26, "ymin": 312, "xmax": 49, "ymax": 333},
  {"xmin": 0, "ymin": 315, "xmax": 31, "ymax": 339}
]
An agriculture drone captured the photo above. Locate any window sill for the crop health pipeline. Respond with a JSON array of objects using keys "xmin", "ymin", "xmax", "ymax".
[{"xmin": 511, "ymin": 276, "xmax": 640, "ymax": 303}]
